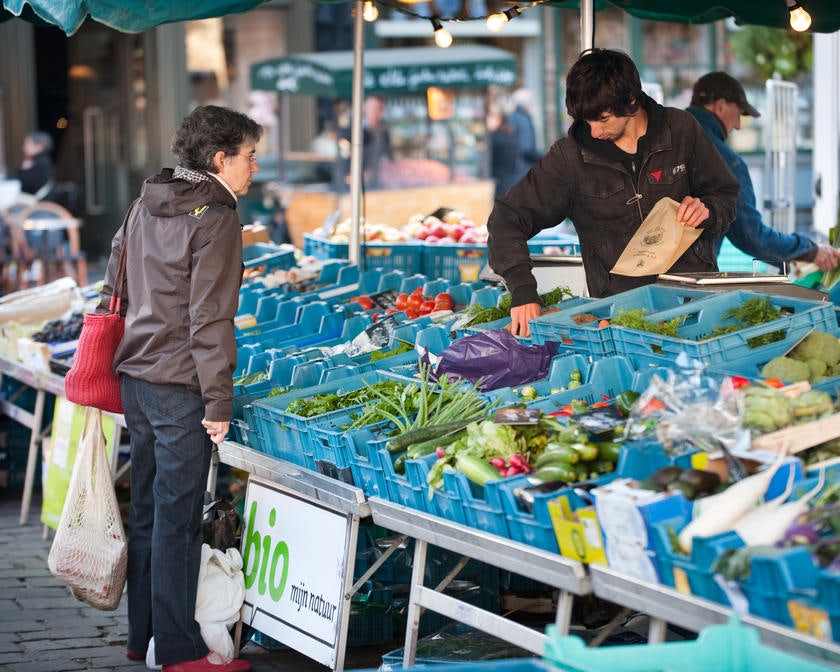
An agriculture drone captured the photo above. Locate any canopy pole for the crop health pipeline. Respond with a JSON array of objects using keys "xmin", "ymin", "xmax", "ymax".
[
  {"xmin": 349, "ymin": 0, "xmax": 366, "ymax": 267},
  {"xmin": 580, "ymin": 0, "xmax": 595, "ymax": 52}
]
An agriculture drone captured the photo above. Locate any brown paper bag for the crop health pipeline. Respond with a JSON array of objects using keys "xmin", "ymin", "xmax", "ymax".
[{"xmin": 611, "ymin": 197, "xmax": 702, "ymax": 276}]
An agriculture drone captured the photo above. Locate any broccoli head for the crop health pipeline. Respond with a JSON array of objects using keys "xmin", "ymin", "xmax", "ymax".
[
  {"xmin": 759, "ymin": 356, "xmax": 812, "ymax": 383},
  {"xmin": 790, "ymin": 331, "xmax": 840, "ymax": 368}
]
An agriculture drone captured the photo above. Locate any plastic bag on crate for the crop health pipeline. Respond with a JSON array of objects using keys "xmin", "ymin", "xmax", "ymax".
[
  {"xmin": 47, "ymin": 407, "xmax": 127, "ymax": 611},
  {"xmin": 627, "ymin": 364, "xmax": 749, "ymax": 464},
  {"xmin": 425, "ymin": 328, "xmax": 559, "ymax": 391}
]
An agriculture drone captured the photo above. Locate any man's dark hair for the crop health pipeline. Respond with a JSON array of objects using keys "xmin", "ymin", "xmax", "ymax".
[
  {"xmin": 565, "ymin": 48, "xmax": 644, "ymax": 121},
  {"xmin": 171, "ymin": 105, "xmax": 263, "ymax": 172}
]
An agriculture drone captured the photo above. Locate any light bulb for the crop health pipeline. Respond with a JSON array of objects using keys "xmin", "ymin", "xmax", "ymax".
[
  {"xmin": 431, "ymin": 18, "xmax": 453, "ymax": 48},
  {"xmin": 434, "ymin": 26, "xmax": 453, "ymax": 48},
  {"xmin": 362, "ymin": 0, "xmax": 378, "ymax": 21},
  {"xmin": 486, "ymin": 12, "xmax": 508, "ymax": 31},
  {"xmin": 788, "ymin": 4, "xmax": 811, "ymax": 31}
]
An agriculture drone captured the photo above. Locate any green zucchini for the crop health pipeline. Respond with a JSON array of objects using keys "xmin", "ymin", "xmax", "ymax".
[
  {"xmin": 385, "ymin": 416, "xmax": 483, "ymax": 453},
  {"xmin": 455, "ymin": 453, "xmax": 501, "ymax": 487},
  {"xmin": 405, "ymin": 427, "xmax": 468, "ymax": 460},
  {"xmin": 535, "ymin": 443, "xmax": 580, "ymax": 468},
  {"xmin": 532, "ymin": 461, "xmax": 578, "ymax": 483},
  {"xmin": 596, "ymin": 441, "xmax": 623, "ymax": 463}
]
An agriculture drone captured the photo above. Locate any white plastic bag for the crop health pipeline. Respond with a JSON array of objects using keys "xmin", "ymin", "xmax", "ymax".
[
  {"xmin": 47, "ymin": 407, "xmax": 127, "ymax": 611},
  {"xmin": 195, "ymin": 544, "xmax": 246, "ymax": 660},
  {"xmin": 147, "ymin": 543, "xmax": 245, "ymax": 667}
]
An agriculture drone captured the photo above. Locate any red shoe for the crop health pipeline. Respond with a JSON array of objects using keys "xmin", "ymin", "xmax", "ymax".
[
  {"xmin": 161, "ymin": 651, "xmax": 251, "ymax": 672},
  {"xmin": 126, "ymin": 649, "xmax": 146, "ymax": 661}
]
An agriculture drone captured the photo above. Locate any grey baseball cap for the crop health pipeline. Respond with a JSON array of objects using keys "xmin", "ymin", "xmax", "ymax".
[{"xmin": 691, "ymin": 71, "xmax": 761, "ymax": 117}]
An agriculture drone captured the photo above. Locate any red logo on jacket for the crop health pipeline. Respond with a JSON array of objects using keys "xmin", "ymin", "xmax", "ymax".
[{"xmin": 650, "ymin": 170, "xmax": 662, "ymax": 182}]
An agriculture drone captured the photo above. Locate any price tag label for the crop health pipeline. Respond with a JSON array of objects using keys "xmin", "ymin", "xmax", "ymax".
[{"xmin": 573, "ymin": 405, "xmax": 626, "ymax": 435}]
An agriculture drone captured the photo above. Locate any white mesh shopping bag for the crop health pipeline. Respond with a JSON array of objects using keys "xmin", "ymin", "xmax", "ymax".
[{"xmin": 48, "ymin": 407, "xmax": 127, "ymax": 611}]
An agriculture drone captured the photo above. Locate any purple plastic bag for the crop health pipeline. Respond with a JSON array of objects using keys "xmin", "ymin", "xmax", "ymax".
[{"xmin": 430, "ymin": 329, "xmax": 560, "ymax": 391}]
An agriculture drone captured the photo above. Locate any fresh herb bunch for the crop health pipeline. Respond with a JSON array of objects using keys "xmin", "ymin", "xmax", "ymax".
[
  {"xmin": 465, "ymin": 285, "xmax": 572, "ymax": 327},
  {"xmin": 610, "ymin": 308, "xmax": 683, "ymax": 337},
  {"xmin": 708, "ymin": 295, "xmax": 785, "ymax": 347},
  {"xmin": 284, "ymin": 379, "xmax": 409, "ymax": 417}
]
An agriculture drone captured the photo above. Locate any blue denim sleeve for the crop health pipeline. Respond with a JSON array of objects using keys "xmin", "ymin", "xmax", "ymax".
[{"xmin": 723, "ymin": 149, "xmax": 816, "ymax": 264}]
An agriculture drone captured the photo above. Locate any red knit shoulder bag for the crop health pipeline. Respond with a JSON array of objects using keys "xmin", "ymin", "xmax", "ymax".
[{"xmin": 64, "ymin": 224, "xmax": 128, "ymax": 414}]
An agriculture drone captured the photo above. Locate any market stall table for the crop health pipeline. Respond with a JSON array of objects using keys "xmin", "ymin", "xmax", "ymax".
[
  {"xmin": 590, "ymin": 564, "xmax": 840, "ymax": 666},
  {"xmin": 0, "ymin": 355, "xmax": 123, "ymax": 525}
]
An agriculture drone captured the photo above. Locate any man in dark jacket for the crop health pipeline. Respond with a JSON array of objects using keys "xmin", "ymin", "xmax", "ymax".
[
  {"xmin": 687, "ymin": 71, "xmax": 840, "ymax": 273},
  {"xmin": 487, "ymin": 49, "xmax": 739, "ymax": 337},
  {"xmin": 100, "ymin": 106, "xmax": 259, "ymax": 672}
]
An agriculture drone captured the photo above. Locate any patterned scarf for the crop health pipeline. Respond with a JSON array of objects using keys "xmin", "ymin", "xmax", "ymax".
[{"xmin": 173, "ymin": 165, "xmax": 212, "ymax": 184}]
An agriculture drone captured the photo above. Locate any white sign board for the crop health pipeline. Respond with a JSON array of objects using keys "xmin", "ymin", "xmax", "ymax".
[{"xmin": 239, "ymin": 476, "xmax": 356, "ymax": 668}]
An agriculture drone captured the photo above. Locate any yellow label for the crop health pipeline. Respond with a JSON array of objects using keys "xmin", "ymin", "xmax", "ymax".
[
  {"xmin": 547, "ymin": 496, "xmax": 607, "ymax": 565},
  {"xmin": 788, "ymin": 600, "xmax": 831, "ymax": 641},
  {"xmin": 690, "ymin": 452, "xmax": 709, "ymax": 470},
  {"xmin": 673, "ymin": 567, "xmax": 691, "ymax": 594},
  {"xmin": 459, "ymin": 264, "xmax": 480, "ymax": 283}
]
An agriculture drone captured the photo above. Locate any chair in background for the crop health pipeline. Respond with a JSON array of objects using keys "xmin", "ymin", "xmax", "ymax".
[{"xmin": 17, "ymin": 201, "xmax": 87, "ymax": 287}]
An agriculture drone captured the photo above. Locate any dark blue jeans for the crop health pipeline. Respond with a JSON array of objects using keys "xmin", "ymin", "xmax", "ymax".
[{"xmin": 122, "ymin": 375, "xmax": 212, "ymax": 665}]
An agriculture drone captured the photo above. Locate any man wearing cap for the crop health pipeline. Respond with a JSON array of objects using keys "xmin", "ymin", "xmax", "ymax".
[{"xmin": 688, "ymin": 72, "xmax": 840, "ymax": 272}]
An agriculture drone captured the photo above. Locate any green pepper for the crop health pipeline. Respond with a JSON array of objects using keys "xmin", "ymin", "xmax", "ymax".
[{"xmin": 615, "ymin": 390, "xmax": 641, "ymax": 416}]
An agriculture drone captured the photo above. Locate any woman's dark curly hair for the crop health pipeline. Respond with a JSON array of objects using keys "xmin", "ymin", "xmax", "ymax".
[
  {"xmin": 566, "ymin": 48, "xmax": 644, "ymax": 122},
  {"xmin": 171, "ymin": 105, "xmax": 263, "ymax": 173}
]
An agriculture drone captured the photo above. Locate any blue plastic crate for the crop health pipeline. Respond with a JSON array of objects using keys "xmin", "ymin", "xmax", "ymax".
[
  {"xmin": 377, "ymin": 443, "xmax": 432, "ymax": 512},
  {"xmin": 705, "ymin": 335, "xmax": 840, "ymax": 395},
  {"xmin": 422, "ymin": 243, "xmax": 487, "ymax": 283},
  {"xmin": 441, "ymin": 470, "xmax": 510, "ymax": 539},
  {"xmin": 496, "ymin": 475, "xmax": 562, "ymax": 553},
  {"xmin": 527, "ymin": 234, "xmax": 581, "ymax": 257},
  {"xmin": 612, "ymin": 290, "xmax": 837, "ymax": 367},
  {"xmin": 249, "ymin": 370, "xmax": 415, "ymax": 469},
  {"xmin": 650, "ymin": 516, "xmax": 744, "ymax": 606},
  {"xmin": 529, "ymin": 285, "xmax": 716, "ymax": 355},
  {"xmin": 303, "ymin": 234, "xmax": 423, "ymax": 274},
  {"xmin": 340, "ymin": 426, "xmax": 391, "ymax": 498},
  {"xmin": 242, "ymin": 242, "xmax": 296, "ymax": 272},
  {"xmin": 740, "ymin": 546, "xmax": 820, "ymax": 627},
  {"xmin": 545, "ymin": 614, "xmax": 837, "ymax": 672},
  {"xmin": 526, "ymin": 355, "xmax": 635, "ymax": 414}
]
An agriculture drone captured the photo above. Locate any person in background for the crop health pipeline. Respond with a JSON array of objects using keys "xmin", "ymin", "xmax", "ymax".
[
  {"xmin": 687, "ymin": 72, "xmax": 840, "ymax": 273},
  {"xmin": 487, "ymin": 49, "xmax": 739, "ymax": 337},
  {"xmin": 487, "ymin": 107, "xmax": 521, "ymax": 197},
  {"xmin": 507, "ymin": 87, "xmax": 542, "ymax": 178},
  {"xmin": 99, "ymin": 105, "xmax": 260, "ymax": 672},
  {"xmin": 17, "ymin": 130, "xmax": 55, "ymax": 199},
  {"xmin": 360, "ymin": 95, "xmax": 392, "ymax": 188}
]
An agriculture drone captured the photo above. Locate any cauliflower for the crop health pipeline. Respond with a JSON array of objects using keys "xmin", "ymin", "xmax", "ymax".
[
  {"xmin": 759, "ymin": 356, "xmax": 811, "ymax": 383},
  {"xmin": 790, "ymin": 331, "xmax": 840, "ymax": 368}
]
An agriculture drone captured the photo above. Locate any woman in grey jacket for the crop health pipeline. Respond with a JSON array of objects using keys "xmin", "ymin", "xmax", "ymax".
[
  {"xmin": 487, "ymin": 49, "xmax": 739, "ymax": 337},
  {"xmin": 100, "ymin": 106, "xmax": 261, "ymax": 672}
]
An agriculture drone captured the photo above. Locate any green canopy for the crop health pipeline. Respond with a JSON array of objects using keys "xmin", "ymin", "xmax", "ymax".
[
  {"xmin": 546, "ymin": 0, "xmax": 840, "ymax": 33},
  {"xmin": 250, "ymin": 45, "xmax": 518, "ymax": 98},
  {"xmin": 1, "ymin": 0, "xmax": 267, "ymax": 34}
]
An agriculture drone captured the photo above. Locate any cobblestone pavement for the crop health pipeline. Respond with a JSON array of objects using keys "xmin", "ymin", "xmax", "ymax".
[{"xmin": 0, "ymin": 489, "xmax": 398, "ymax": 672}]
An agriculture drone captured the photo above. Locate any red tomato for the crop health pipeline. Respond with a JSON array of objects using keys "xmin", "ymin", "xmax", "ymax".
[
  {"xmin": 434, "ymin": 292, "xmax": 454, "ymax": 310},
  {"xmin": 352, "ymin": 295, "xmax": 374, "ymax": 310},
  {"xmin": 407, "ymin": 294, "xmax": 423, "ymax": 309},
  {"xmin": 411, "ymin": 286, "xmax": 424, "ymax": 296},
  {"xmin": 418, "ymin": 300, "xmax": 436, "ymax": 315},
  {"xmin": 394, "ymin": 293, "xmax": 409, "ymax": 310},
  {"xmin": 371, "ymin": 312, "xmax": 381, "ymax": 322},
  {"xmin": 403, "ymin": 307, "xmax": 419, "ymax": 319}
]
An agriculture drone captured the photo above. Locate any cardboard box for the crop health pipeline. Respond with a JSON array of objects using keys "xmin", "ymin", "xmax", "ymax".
[
  {"xmin": 547, "ymin": 495, "xmax": 606, "ymax": 564},
  {"xmin": 241, "ymin": 223, "xmax": 270, "ymax": 247}
]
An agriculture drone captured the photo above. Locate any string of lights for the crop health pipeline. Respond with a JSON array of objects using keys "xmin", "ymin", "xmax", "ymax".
[
  {"xmin": 360, "ymin": 0, "xmax": 816, "ymax": 47},
  {"xmin": 362, "ymin": 0, "xmax": 545, "ymax": 46}
]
